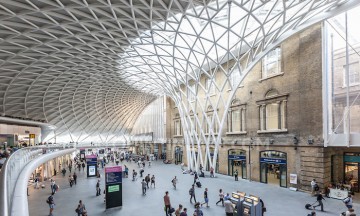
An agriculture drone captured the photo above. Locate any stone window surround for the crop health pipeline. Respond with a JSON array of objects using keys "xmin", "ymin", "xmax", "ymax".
[
  {"xmin": 256, "ymin": 92, "xmax": 289, "ymax": 133},
  {"xmin": 227, "ymin": 100, "xmax": 247, "ymax": 135},
  {"xmin": 205, "ymin": 106, "xmax": 219, "ymax": 135}
]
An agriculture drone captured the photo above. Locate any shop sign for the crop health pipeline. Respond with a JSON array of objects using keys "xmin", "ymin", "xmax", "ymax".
[
  {"xmin": 260, "ymin": 157, "xmax": 286, "ymax": 164},
  {"xmin": 344, "ymin": 155, "xmax": 360, "ymax": 163},
  {"xmin": 228, "ymin": 155, "xmax": 246, "ymax": 160},
  {"xmin": 290, "ymin": 174, "xmax": 297, "ymax": 184},
  {"xmin": 29, "ymin": 134, "xmax": 35, "ymax": 139}
]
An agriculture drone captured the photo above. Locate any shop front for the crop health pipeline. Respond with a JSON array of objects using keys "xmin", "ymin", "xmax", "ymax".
[
  {"xmin": 260, "ymin": 150, "xmax": 287, "ymax": 187},
  {"xmin": 228, "ymin": 149, "xmax": 246, "ymax": 179},
  {"xmin": 344, "ymin": 152, "xmax": 360, "ymax": 192}
]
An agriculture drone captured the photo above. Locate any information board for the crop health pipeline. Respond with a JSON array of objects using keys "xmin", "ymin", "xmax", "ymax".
[{"xmin": 105, "ymin": 166, "xmax": 122, "ymax": 209}]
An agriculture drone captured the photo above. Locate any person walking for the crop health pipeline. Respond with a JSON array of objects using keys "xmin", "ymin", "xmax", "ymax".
[
  {"xmin": 75, "ymin": 200, "xmax": 86, "ymax": 216},
  {"xmin": 189, "ymin": 184, "xmax": 196, "ymax": 203},
  {"xmin": 210, "ymin": 167, "xmax": 214, "ymax": 178},
  {"xmin": 141, "ymin": 179, "xmax": 147, "ymax": 195},
  {"xmin": 313, "ymin": 193, "xmax": 325, "ymax": 212},
  {"xmin": 224, "ymin": 198, "xmax": 235, "ymax": 216},
  {"xmin": 73, "ymin": 172, "xmax": 77, "ymax": 185},
  {"xmin": 201, "ymin": 188, "xmax": 209, "ymax": 208},
  {"xmin": 180, "ymin": 208, "xmax": 188, "ymax": 216},
  {"xmin": 124, "ymin": 165, "xmax": 129, "ymax": 178},
  {"xmin": 194, "ymin": 202, "xmax": 203, "ymax": 216},
  {"xmin": 50, "ymin": 179, "xmax": 56, "ymax": 193},
  {"xmin": 175, "ymin": 204, "xmax": 183, "ymax": 216},
  {"xmin": 47, "ymin": 193, "xmax": 55, "ymax": 216},
  {"xmin": 145, "ymin": 174, "xmax": 150, "ymax": 189},
  {"xmin": 34, "ymin": 176, "xmax": 39, "ymax": 189},
  {"xmin": 69, "ymin": 175, "xmax": 74, "ymax": 187},
  {"xmin": 164, "ymin": 191, "xmax": 172, "ymax": 216},
  {"xmin": 224, "ymin": 193, "xmax": 231, "ymax": 201},
  {"xmin": 234, "ymin": 170, "xmax": 238, "ymax": 181},
  {"xmin": 151, "ymin": 175, "xmax": 156, "ymax": 188},
  {"xmin": 343, "ymin": 194, "xmax": 353, "ymax": 209},
  {"xmin": 61, "ymin": 168, "xmax": 66, "ymax": 176},
  {"xmin": 194, "ymin": 172, "xmax": 198, "ymax": 184},
  {"xmin": 132, "ymin": 169, "xmax": 137, "ymax": 181},
  {"xmin": 216, "ymin": 189, "xmax": 224, "ymax": 206},
  {"xmin": 311, "ymin": 179, "xmax": 317, "ymax": 196},
  {"xmin": 82, "ymin": 162, "xmax": 85, "ymax": 171},
  {"xmin": 172, "ymin": 176, "xmax": 178, "ymax": 189},
  {"xmin": 96, "ymin": 180, "xmax": 101, "ymax": 196}
]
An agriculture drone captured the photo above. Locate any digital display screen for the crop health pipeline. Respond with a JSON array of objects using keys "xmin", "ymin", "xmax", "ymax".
[
  {"xmin": 89, "ymin": 166, "xmax": 96, "ymax": 176},
  {"xmin": 106, "ymin": 172, "xmax": 122, "ymax": 184},
  {"xmin": 108, "ymin": 185, "xmax": 119, "ymax": 193}
]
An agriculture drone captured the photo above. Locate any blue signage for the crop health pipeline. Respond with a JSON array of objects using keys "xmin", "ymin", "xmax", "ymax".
[
  {"xmin": 228, "ymin": 155, "xmax": 246, "ymax": 160},
  {"xmin": 260, "ymin": 157, "xmax": 287, "ymax": 164},
  {"xmin": 344, "ymin": 155, "xmax": 360, "ymax": 163}
]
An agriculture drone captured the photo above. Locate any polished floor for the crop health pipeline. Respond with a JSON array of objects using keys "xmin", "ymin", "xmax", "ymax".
[{"xmin": 28, "ymin": 161, "xmax": 357, "ymax": 216}]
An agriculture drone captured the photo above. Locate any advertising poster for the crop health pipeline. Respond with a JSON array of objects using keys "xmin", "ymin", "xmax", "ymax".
[
  {"xmin": 89, "ymin": 166, "xmax": 96, "ymax": 176},
  {"xmin": 290, "ymin": 174, "xmax": 297, "ymax": 184}
]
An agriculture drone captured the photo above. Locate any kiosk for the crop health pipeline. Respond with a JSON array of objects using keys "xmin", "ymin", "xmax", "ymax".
[
  {"xmin": 230, "ymin": 191, "xmax": 246, "ymax": 215},
  {"xmin": 237, "ymin": 195, "xmax": 262, "ymax": 216}
]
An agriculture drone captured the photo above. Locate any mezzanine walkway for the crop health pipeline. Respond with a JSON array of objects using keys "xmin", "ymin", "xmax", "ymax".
[{"xmin": 28, "ymin": 161, "xmax": 357, "ymax": 216}]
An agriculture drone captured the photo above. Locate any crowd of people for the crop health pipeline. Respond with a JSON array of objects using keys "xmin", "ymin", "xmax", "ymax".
[{"xmin": 308, "ymin": 179, "xmax": 357, "ymax": 216}]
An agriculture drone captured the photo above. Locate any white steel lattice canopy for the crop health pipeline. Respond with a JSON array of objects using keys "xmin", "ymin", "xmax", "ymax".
[{"xmin": 0, "ymin": 0, "xmax": 358, "ymax": 143}]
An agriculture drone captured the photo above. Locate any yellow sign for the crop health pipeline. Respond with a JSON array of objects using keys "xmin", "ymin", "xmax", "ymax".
[{"xmin": 29, "ymin": 134, "xmax": 35, "ymax": 139}]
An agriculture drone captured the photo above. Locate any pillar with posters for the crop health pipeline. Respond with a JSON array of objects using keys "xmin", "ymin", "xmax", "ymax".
[{"xmin": 105, "ymin": 166, "xmax": 122, "ymax": 209}]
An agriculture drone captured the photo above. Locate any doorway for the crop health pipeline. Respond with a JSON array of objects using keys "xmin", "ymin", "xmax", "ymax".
[
  {"xmin": 228, "ymin": 149, "xmax": 247, "ymax": 179},
  {"xmin": 260, "ymin": 151, "xmax": 287, "ymax": 187},
  {"xmin": 174, "ymin": 146, "xmax": 183, "ymax": 165}
]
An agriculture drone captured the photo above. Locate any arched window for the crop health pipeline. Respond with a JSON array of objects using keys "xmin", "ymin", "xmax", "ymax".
[
  {"xmin": 189, "ymin": 110, "xmax": 197, "ymax": 134},
  {"xmin": 257, "ymin": 89, "xmax": 288, "ymax": 132},
  {"xmin": 227, "ymin": 99, "xmax": 246, "ymax": 133},
  {"xmin": 174, "ymin": 113, "xmax": 182, "ymax": 136}
]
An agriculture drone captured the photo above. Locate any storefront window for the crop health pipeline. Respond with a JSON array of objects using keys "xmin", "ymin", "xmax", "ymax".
[{"xmin": 260, "ymin": 150, "xmax": 287, "ymax": 187}]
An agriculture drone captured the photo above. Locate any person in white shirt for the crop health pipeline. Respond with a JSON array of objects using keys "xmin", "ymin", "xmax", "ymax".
[
  {"xmin": 224, "ymin": 199, "xmax": 234, "ymax": 216},
  {"xmin": 311, "ymin": 179, "xmax": 317, "ymax": 196}
]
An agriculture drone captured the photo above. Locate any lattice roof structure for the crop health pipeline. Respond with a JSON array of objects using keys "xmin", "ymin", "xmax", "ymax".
[{"xmin": 0, "ymin": 0, "xmax": 358, "ymax": 143}]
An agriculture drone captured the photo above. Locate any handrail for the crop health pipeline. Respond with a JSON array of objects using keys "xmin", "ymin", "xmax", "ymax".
[
  {"xmin": 11, "ymin": 148, "xmax": 76, "ymax": 216},
  {"xmin": 0, "ymin": 144, "xmax": 70, "ymax": 216},
  {"xmin": 0, "ymin": 142, "xmax": 130, "ymax": 216}
]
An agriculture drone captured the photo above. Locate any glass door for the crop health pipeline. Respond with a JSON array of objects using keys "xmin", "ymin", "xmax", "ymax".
[
  {"xmin": 260, "ymin": 163, "xmax": 267, "ymax": 183},
  {"xmin": 279, "ymin": 164, "xmax": 287, "ymax": 187},
  {"xmin": 241, "ymin": 161, "xmax": 247, "ymax": 179},
  {"xmin": 228, "ymin": 160, "xmax": 234, "ymax": 176}
]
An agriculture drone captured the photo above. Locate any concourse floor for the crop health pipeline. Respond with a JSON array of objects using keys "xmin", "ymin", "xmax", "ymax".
[{"xmin": 28, "ymin": 161, "xmax": 357, "ymax": 216}]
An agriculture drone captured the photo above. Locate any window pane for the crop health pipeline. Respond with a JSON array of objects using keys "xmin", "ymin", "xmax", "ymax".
[
  {"xmin": 232, "ymin": 110, "xmax": 241, "ymax": 132},
  {"xmin": 262, "ymin": 48, "xmax": 281, "ymax": 78},
  {"xmin": 266, "ymin": 103, "xmax": 278, "ymax": 130}
]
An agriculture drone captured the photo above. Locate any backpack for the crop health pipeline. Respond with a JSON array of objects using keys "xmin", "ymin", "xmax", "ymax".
[
  {"xmin": 46, "ymin": 196, "xmax": 52, "ymax": 204},
  {"xmin": 189, "ymin": 188, "xmax": 194, "ymax": 195},
  {"xmin": 314, "ymin": 184, "xmax": 319, "ymax": 191},
  {"xmin": 343, "ymin": 197, "xmax": 350, "ymax": 204}
]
